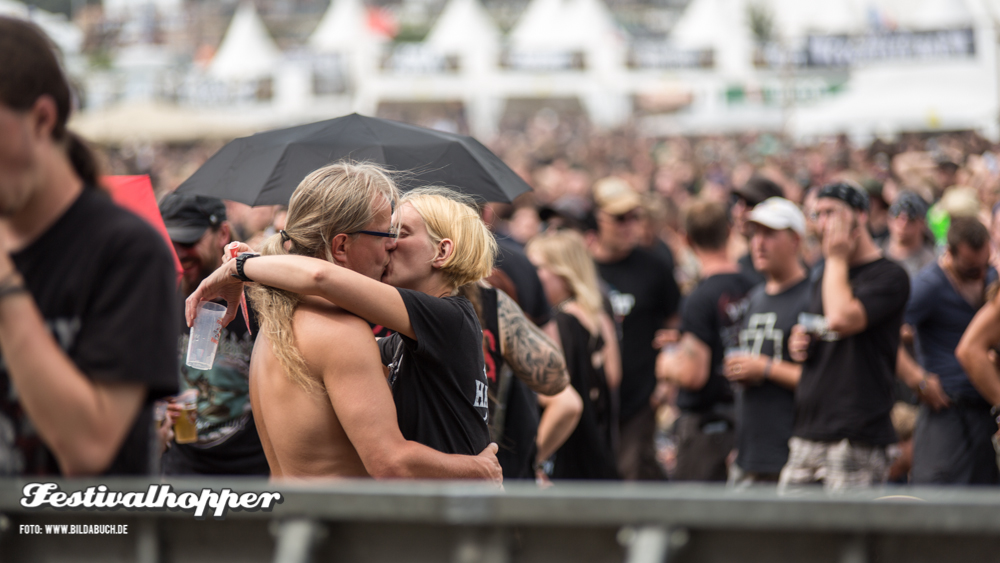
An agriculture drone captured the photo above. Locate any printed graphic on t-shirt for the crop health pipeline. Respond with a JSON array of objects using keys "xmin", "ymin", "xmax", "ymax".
[
  {"xmin": 740, "ymin": 313, "xmax": 783, "ymax": 359},
  {"xmin": 608, "ymin": 290, "xmax": 635, "ymax": 318},
  {"xmin": 474, "ymin": 376, "xmax": 489, "ymax": 421},
  {"xmin": 718, "ymin": 293, "xmax": 750, "ymax": 350}
]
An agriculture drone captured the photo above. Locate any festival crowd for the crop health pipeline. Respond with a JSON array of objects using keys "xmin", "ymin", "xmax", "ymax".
[{"xmin": 5, "ymin": 15, "xmax": 1000, "ymax": 491}]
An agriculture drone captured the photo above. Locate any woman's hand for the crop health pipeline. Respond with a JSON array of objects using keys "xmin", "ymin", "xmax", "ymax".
[
  {"xmin": 723, "ymin": 353, "xmax": 768, "ymax": 385},
  {"xmin": 184, "ymin": 256, "xmax": 244, "ymax": 328},
  {"xmin": 477, "ymin": 443, "xmax": 503, "ymax": 488}
]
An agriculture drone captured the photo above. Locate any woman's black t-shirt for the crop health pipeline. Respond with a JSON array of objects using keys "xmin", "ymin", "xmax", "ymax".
[{"xmin": 380, "ymin": 289, "xmax": 491, "ymax": 455}]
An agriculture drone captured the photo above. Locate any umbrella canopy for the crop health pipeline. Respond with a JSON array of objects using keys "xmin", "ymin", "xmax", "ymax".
[{"xmin": 175, "ymin": 113, "xmax": 532, "ymax": 206}]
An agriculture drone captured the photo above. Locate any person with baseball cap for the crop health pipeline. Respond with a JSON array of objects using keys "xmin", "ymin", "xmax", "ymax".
[
  {"xmin": 732, "ymin": 176, "xmax": 785, "ymax": 286},
  {"xmin": 590, "ymin": 177, "xmax": 681, "ymax": 481},
  {"xmin": 784, "ymin": 182, "xmax": 910, "ymax": 490},
  {"xmin": 722, "ymin": 197, "xmax": 809, "ymax": 486},
  {"xmin": 882, "ymin": 191, "xmax": 935, "ymax": 280},
  {"xmin": 158, "ymin": 192, "xmax": 269, "ymax": 476}
]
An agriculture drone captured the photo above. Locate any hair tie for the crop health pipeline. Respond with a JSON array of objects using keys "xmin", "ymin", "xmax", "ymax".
[{"xmin": 279, "ymin": 229, "xmax": 291, "ymax": 242}]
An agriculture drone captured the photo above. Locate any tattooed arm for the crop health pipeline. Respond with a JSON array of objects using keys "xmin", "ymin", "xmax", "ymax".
[
  {"xmin": 655, "ymin": 332, "xmax": 711, "ymax": 391},
  {"xmin": 497, "ymin": 289, "xmax": 569, "ymax": 396}
]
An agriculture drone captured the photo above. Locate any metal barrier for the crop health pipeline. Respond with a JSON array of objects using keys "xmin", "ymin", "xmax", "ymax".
[{"xmin": 2, "ymin": 478, "xmax": 1000, "ymax": 563}]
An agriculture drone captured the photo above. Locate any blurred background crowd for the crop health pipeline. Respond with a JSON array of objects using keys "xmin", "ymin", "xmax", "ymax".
[{"xmin": 10, "ymin": 0, "xmax": 1000, "ymax": 487}]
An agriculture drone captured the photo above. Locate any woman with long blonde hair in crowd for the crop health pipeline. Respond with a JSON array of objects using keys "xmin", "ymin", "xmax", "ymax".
[{"xmin": 526, "ymin": 229, "xmax": 621, "ymax": 479}]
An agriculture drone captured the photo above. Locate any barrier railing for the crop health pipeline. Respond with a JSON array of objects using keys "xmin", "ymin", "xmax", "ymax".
[{"xmin": 2, "ymin": 478, "xmax": 1000, "ymax": 563}]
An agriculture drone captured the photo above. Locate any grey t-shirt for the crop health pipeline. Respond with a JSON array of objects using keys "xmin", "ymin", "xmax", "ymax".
[{"xmin": 734, "ymin": 279, "xmax": 811, "ymax": 474}]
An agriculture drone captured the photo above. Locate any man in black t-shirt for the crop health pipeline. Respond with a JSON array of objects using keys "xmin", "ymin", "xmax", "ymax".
[
  {"xmin": 784, "ymin": 182, "xmax": 909, "ymax": 491},
  {"xmin": 722, "ymin": 198, "xmax": 809, "ymax": 486},
  {"xmin": 159, "ymin": 193, "xmax": 269, "ymax": 476},
  {"xmin": 590, "ymin": 177, "xmax": 681, "ymax": 481},
  {"xmin": 657, "ymin": 199, "xmax": 754, "ymax": 481},
  {"xmin": 0, "ymin": 18, "xmax": 178, "ymax": 476}
]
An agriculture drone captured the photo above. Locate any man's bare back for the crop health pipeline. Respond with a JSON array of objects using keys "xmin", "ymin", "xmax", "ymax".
[
  {"xmin": 250, "ymin": 298, "xmax": 371, "ymax": 477},
  {"xmin": 250, "ymin": 295, "xmax": 500, "ymax": 481}
]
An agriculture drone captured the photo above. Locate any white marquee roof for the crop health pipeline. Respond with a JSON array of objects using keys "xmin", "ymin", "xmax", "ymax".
[{"xmin": 209, "ymin": 2, "xmax": 281, "ymax": 81}]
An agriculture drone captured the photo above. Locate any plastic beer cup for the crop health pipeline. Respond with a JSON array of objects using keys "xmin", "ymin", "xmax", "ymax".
[
  {"xmin": 186, "ymin": 301, "xmax": 226, "ymax": 370},
  {"xmin": 173, "ymin": 391, "xmax": 198, "ymax": 444}
]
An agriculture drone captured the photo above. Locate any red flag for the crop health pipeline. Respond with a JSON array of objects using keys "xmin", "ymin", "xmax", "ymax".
[
  {"xmin": 102, "ymin": 175, "xmax": 183, "ymax": 280},
  {"xmin": 366, "ymin": 6, "xmax": 398, "ymax": 38}
]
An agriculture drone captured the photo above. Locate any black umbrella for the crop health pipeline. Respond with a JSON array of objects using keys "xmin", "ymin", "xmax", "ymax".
[{"xmin": 175, "ymin": 113, "xmax": 532, "ymax": 206}]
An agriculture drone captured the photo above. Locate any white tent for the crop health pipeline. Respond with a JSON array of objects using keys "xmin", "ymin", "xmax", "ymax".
[
  {"xmin": 792, "ymin": 62, "xmax": 996, "ymax": 139},
  {"xmin": 507, "ymin": 0, "xmax": 626, "ymax": 71},
  {"xmin": 671, "ymin": 0, "xmax": 754, "ymax": 78},
  {"xmin": 209, "ymin": 2, "xmax": 281, "ymax": 81},
  {"xmin": 508, "ymin": 0, "xmax": 568, "ymax": 51},
  {"xmin": 425, "ymin": 0, "xmax": 500, "ymax": 54},
  {"xmin": 559, "ymin": 0, "xmax": 625, "ymax": 53},
  {"xmin": 309, "ymin": 0, "xmax": 382, "ymax": 52}
]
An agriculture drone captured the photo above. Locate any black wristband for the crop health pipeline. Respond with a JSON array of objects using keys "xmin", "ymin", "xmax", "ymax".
[{"xmin": 232, "ymin": 252, "xmax": 260, "ymax": 282}]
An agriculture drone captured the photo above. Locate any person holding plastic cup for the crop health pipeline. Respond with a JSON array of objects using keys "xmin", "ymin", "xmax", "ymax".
[
  {"xmin": 784, "ymin": 182, "xmax": 909, "ymax": 491},
  {"xmin": 188, "ymin": 164, "xmax": 501, "ymax": 482},
  {"xmin": 0, "ymin": 17, "xmax": 178, "ymax": 476},
  {"xmin": 158, "ymin": 193, "xmax": 269, "ymax": 476},
  {"xmin": 655, "ymin": 199, "xmax": 756, "ymax": 482},
  {"xmin": 722, "ymin": 197, "xmax": 808, "ymax": 487}
]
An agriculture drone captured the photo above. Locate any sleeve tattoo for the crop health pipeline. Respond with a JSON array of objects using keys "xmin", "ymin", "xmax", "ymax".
[{"xmin": 496, "ymin": 290, "xmax": 569, "ymax": 396}]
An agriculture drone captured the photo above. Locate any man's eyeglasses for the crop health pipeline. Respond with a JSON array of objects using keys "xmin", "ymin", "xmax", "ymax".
[{"xmin": 350, "ymin": 227, "xmax": 399, "ymax": 239}]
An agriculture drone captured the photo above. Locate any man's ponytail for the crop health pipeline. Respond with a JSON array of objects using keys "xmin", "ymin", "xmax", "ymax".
[{"xmin": 66, "ymin": 132, "xmax": 100, "ymax": 188}]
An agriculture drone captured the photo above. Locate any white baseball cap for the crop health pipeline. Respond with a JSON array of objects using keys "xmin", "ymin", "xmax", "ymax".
[{"xmin": 747, "ymin": 197, "xmax": 806, "ymax": 236}]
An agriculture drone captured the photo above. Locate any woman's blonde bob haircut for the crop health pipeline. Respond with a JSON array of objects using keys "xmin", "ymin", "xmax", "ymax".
[
  {"xmin": 401, "ymin": 186, "xmax": 497, "ymax": 290},
  {"xmin": 525, "ymin": 229, "xmax": 604, "ymax": 329},
  {"xmin": 248, "ymin": 161, "xmax": 399, "ymax": 392}
]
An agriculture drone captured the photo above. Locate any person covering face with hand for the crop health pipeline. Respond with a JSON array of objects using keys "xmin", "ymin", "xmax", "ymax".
[{"xmin": 783, "ymin": 182, "xmax": 909, "ymax": 491}]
